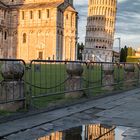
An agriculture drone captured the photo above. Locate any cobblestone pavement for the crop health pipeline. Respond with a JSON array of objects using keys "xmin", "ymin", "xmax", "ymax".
[{"xmin": 1, "ymin": 88, "xmax": 140, "ymax": 140}]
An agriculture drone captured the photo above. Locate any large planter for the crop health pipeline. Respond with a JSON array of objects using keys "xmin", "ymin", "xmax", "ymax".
[
  {"xmin": 0, "ymin": 61, "xmax": 24, "ymax": 80},
  {"xmin": 66, "ymin": 63, "xmax": 84, "ymax": 98},
  {"xmin": 102, "ymin": 64, "xmax": 114, "ymax": 75},
  {"xmin": 124, "ymin": 64, "xmax": 135, "ymax": 72},
  {"xmin": 124, "ymin": 64, "xmax": 135, "ymax": 87},
  {"xmin": 102, "ymin": 64, "xmax": 114, "ymax": 91},
  {"xmin": 66, "ymin": 63, "xmax": 83, "ymax": 76}
]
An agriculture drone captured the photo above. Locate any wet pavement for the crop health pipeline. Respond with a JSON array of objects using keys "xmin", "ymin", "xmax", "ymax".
[{"xmin": 1, "ymin": 88, "xmax": 140, "ymax": 140}]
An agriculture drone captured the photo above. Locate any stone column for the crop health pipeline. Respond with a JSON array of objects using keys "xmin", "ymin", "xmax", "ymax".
[
  {"xmin": 65, "ymin": 63, "xmax": 83, "ymax": 98},
  {"xmin": 0, "ymin": 61, "xmax": 24, "ymax": 111},
  {"xmin": 124, "ymin": 64, "xmax": 135, "ymax": 87},
  {"xmin": 102, "ymin": 64, "xmax": 114, "ymax": 91}
]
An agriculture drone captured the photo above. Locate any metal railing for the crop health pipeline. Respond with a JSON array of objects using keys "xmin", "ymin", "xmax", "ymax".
[
  {"xmin": 27, "ymin": 60, "xmax": 140, "ymax": 108},
  {"xmin": 0, "ymin": 59, "xmax": 140, "ymax": 110}
]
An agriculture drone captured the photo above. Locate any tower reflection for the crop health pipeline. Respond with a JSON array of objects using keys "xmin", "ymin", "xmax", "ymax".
[{"xmin": 38, "ymin": 124, "xmax": 115, "ymax": 140}]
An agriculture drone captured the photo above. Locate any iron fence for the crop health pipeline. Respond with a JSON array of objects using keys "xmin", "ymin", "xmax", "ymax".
[
  {"xmin": 0, "ymin": 59, "xmax": 140, "ymax": 109},
  {"xmin": 27, "ymin": 60, "xmax": 140, "ymax": 108}
]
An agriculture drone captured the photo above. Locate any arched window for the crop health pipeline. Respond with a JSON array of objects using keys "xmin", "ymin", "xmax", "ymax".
[
  {"xmin": 30, "ymin": 11, "xmax": 33, "ymax": 19},
  {"xmin": 38, "ymin": 10, "xmax": 41, "ymax": 19},
  {"xmin": 23, "ymin": 33, "xmax": 26, "ymax": 43},
  {"xmin": 47, "ymin": 9, "xmax": 50, "ymax": 18},
  {"xmin": 4, "ymin": 32, "xmax": 7, "ymax": 40},
  {"xmin": 22, "ymin": 11, "xmax": 24, "ymax": 20},
  {"xmin": 66, "ymin": 14, "xmax": 68, "ymax": 20}
]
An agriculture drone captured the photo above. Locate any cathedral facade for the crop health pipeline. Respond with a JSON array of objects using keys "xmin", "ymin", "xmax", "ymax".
[
  {"xmin": 0, "ymin": 0, "xmax": 78, "ymax": 61},
  {"xmin": 84, "ymin": 0, "xmax": 117, "ymax": 62}
]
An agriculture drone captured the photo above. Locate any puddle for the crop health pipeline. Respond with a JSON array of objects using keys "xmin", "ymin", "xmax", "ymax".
[{"xmin": 38, "ymin": 123, "xmax": 129, "ymax": 140}]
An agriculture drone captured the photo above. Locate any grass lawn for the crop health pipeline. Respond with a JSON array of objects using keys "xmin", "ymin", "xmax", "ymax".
[
  {"xmin": 24, "ymin": 63, "xmax": 126, "ymax": 108},
  {"xmin": 24, "ymin": 63, "xmax": 100, "ymax": 108}
]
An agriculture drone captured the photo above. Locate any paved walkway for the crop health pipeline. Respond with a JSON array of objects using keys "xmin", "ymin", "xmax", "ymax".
[{"xmin": 1, "ymin": 88, "xmax": 140, "ymax": 140}]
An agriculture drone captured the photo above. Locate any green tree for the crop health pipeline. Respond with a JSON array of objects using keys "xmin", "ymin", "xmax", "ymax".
[
  {"xmin": 124, "ymin": 45, "xmax": 128, "ymax": 62},
  {"xmin": 120, "ymin": 48, "xmax": 125, "ymax": 62},
  {"xmin": 77, "ymin": 43, "xmax": 84, "ymax": 60}
]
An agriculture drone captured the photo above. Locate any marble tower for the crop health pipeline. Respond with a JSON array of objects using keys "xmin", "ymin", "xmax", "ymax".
[{"xmin": 84, "ymin": 0, "xmax": 117, "ymax": 62}]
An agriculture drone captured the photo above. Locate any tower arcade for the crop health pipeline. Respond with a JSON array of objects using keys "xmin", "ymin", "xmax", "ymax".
[{"xmin": 84, "ymin": 0, "xmax": 117, "ymax": 62}]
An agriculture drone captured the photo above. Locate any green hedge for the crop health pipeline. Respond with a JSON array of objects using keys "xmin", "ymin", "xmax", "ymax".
[{"xmin": 127, "ymin": 56, "xmax": 140, "ymax": 62}]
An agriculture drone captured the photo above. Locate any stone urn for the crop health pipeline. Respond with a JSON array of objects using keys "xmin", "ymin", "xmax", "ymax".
[
  {"xmin": 124, "ymin": 64, "xmax": 135, "ymax": 72},
  {"xmin": 65, "ymin": 63, "xmax": 84, "ymax": 98},
  {"xmin": 124, "ymin": 63, "xmax": 136, "ymax": 88},
  {"xmin": 102, "ymin": 64, "xmax": 114, "ymax": 91},
  {"xmin": 102, "ymin": 64, "xmax": 114, "ymax": 75},
  {"xmin": 0, "ymin": 61, "xmax": 24, "ymax": 80},
  {"xmin": 66, "ymin": 63, "xmax": 83, "ymax": 76}
]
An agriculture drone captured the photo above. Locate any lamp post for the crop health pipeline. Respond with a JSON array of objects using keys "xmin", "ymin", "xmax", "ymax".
[
  {"xmin": 75, "ymin": 37, "xmax": 79, "ymax": 61},
  {"xmin": 114, "ymin": 37, "xmax": 121, "ymax": 62}
]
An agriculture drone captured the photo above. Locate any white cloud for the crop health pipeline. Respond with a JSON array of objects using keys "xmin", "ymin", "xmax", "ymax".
[{"xmin": 74, "ymin": 0, "xmax": 127, "ymax": 5}]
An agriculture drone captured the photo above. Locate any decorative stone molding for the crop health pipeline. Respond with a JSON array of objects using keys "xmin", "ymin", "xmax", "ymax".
[{"xmin": 65, "ymin": 63, "xmax": 84, "ymax": 98}]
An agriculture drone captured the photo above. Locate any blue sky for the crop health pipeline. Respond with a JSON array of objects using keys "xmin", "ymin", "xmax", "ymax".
[{"xmin": 74, "ymin": 0, "xmax": 140, "ymax": 50}]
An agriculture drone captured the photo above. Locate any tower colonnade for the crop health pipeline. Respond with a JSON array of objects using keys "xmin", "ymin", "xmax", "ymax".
[
  {"xmin": 84, "ymin": 0, "xmax": 117, "ymax": 62},
  {"xmin": 89, "ymin": 0, "xmax": 116, "ymax": 6}
]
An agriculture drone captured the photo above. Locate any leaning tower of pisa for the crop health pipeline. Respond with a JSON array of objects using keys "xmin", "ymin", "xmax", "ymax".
[{"xmin": 84, "ymin": 0, "xmax": 117, "ymax": 62}]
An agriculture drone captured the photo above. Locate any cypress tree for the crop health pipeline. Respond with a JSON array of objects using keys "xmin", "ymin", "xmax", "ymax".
[{"xmin": 120, "ymin": 48, "xmax": 125, "ymax": 62}]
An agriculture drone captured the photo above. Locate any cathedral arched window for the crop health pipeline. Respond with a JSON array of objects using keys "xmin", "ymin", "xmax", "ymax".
[
  {"xmin": 4, "ymin": 31, "xmax": 7, "ymax": 40},
  {"xmin": 22, "ymin": 11, "xmax": 24, "ymax": 20},
  {"xmin": 38, "ymin": 10, "xmax": 41, "ymax": 19},
  {"xmin": 30, "ymin": 11, "xmax": 33, "ymax": 19},
  {"xmin": 23, "ymin": 33, "xmax": 26, "ymax": 43},
  {"xmin": 47, "ymin": 9, "xmax": 50, "ymax": 18},
  {"xmin": 66, "ymin": 14, "xmax": 68, "ymax": 20},
  {"xmin": 4, "ymin": 10, "xmax": 6, "ymax": 19}
]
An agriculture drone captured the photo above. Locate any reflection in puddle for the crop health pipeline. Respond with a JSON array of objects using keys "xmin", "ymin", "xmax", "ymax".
[{"xmin": 38, "ymin": 124, "xmax": 128, "ymax": 140}]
